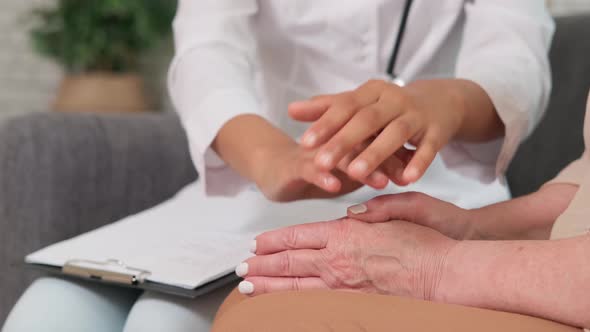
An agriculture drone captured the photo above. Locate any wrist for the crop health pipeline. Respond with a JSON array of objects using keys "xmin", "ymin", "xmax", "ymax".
[
  {"xmin": 435, "ymin": 239, "xmax": 583, "ymax": 325},
  {"xmin": 213, "ymin": 114, "xmax": 296, "ymax": 184},
  {"xmin": 467, "ymin": 184, "xmax": 577, "ymax": 241},
  {"xmin": 465, "ymin": 207, "xmax": 499, "ymax": 240},
  {"xmin": 434, "ymin": 240, "xmax": 502, "ymax": 307},
  {"xmin": 404, "ymin": 79, "xmax": 468, "ymax": 141},
  {"xmin": 450, "ymin": 79, "xmax": 503, "ymax": 142},
  {"xmin": 244, "ymin": 121, "xmax": 296, "ymax": 183},
  {"xmin": 251, "ymin": 139, "xmax": 297, "ymax": 186}
]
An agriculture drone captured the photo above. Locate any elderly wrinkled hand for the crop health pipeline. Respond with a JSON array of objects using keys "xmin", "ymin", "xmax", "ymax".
[
  {"xmin": 346, "ymin": 192, "xmax": 476, "ymax": 240},
  {"xmin": 236, "ymin": 217, "xmax": 457, "ymax": 300}
]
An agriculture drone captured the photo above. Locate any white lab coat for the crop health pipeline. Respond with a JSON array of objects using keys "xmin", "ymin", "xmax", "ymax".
[{"xmin": 168, "ymin": 0, "xmax": 554, "ymax": 208}]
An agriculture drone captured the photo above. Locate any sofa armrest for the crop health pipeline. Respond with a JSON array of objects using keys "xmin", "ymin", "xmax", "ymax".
[{"xmin": 0, "ymin": 111, "xmax": 197, "ymax": 321}]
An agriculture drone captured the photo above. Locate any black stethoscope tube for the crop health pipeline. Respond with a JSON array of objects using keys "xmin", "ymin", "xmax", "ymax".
[{"xmin": 387, "ymin": 0, "xmax": 414, "ymax": 82}]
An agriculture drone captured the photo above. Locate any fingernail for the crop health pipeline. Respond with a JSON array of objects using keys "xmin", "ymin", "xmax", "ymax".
[
  {"xmin": 369, "ymin": 171, "xmax": 387, "ymax": 185},
  {"xmin": 404, "ymin": 167, "xmax": 420, "ymax": 183},
  {"xmin": 350, "ymin": 160, "xmax": 368, "ymax": 175},
  {"xmin": 348, "ymin": 203, "xmax": 368, "ymax": 214},
  {"xmin": 323, "ymin": 176, "xmax": 336, "ymax": 188},
  {"xmin": 317, "ymin": 153, "xmax": 333, "ymax": 167},
  {"xmin": 238, "ymin": 281, "xmax": 254, "ymax": 295},
  {"xmin": 302, "ymin": 133, "xmax": 317, "ymax": 147},
  {"xmin": 235, "ymin": 262, "xmax": 249, "ymax": 277},
  {"xmin": 249, "ymin": 240, "xmax": 257, "ymax": 254}
]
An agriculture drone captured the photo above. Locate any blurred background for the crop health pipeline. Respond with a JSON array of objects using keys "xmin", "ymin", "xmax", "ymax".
[
  {"xmin": 0, "ymin": 0, "xmax": 176, "ymax": 122},
  {"xmin": 0, "ymin": 0, "xmax": 588, "ymax": 123},
  {"xmin": 0, "ymin": 0, "xmax": 589, "ymax": 326}
]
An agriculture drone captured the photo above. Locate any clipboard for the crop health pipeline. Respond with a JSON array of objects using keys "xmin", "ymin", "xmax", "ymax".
[
  {"xmin": 28, "ymin": 259, "xmax": 239, "ymax": 298},
  {"xmin": 24, "ymin": 182, "xmax": 353, "ymax": 299}
]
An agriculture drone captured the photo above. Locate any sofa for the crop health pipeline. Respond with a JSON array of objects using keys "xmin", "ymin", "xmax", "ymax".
[{"xmin": 1, "ymin": 14, "xmax": 589, "ymax": 323}]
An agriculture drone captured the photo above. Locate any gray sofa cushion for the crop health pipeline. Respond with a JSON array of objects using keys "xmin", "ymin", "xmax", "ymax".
[{"xmin": 0, "ymin": 112, "xmax": 197, "ymax": 322}]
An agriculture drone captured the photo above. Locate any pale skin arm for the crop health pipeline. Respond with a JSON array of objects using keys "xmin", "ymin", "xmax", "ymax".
[
  {"xmin": 345, "ymin": 183, "xmax": 578, "ymax": 241},
  {"xmin": 346, "ymin": 182, "xmax": 588, "ymax": 327},
  {"xmin": 467, "ymin": 183, "xmax": 578, "ymax": 240},
  {"xmin": 438, "ymin": 235, "xmax": 590, "ymax": 329},
  {"xmin": 240, "ymin": 212, "xmax": 590, "ymax": 328}
]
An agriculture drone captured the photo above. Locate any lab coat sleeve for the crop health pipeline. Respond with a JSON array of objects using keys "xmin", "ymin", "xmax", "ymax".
[
  {"xmin": 442, "ymin": 0, "xmax": 555, "ymax": 182},
  {"xmin": 168, "ymin": 0, "xmax": 261, "ymax": 196}
]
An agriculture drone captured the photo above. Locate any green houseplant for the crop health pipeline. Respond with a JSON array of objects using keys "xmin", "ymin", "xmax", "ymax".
[{"xmin": 30, "ymin": 0, "xmax": 176, "ymax": 113}]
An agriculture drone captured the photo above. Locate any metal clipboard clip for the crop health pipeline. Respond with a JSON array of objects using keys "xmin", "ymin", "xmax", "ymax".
[{"xmin": 63, "ymin": 259, "xmax": 151, "ymax": 285}]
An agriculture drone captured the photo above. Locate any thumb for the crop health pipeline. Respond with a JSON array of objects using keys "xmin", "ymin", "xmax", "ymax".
[{"xmin": 346, "ymin": 192, "xmax": 441, "ymax": 225}]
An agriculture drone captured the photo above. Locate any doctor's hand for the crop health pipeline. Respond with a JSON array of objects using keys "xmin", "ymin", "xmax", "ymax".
[
  {"xmin": 255, "ymin": 141, "xmax": 402, "ymax": 202},
  {"xmin": 236, "ymin": 218, "xmax": 457, "ymax": 299},
  {"xmin": 289, "ymin": 79, "xmax": 502, "ymax": 185}
]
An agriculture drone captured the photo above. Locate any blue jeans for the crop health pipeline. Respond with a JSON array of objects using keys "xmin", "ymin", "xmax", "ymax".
[{"xmin": 2, "ymin": 277, "xmax": 235, "ymax": 332}]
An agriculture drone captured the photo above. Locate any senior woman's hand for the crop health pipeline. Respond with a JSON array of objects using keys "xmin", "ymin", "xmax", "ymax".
[
  {"xmin": 236, "ymin": 218, "xmax": 457, "ymax": 299},
  {"xmin": 345, "ymin": 185, "xmax": 580, "ymax": 242},
  {"xmin": 346, "ymin": 192, "xmax": 476, "ymax": 240}
]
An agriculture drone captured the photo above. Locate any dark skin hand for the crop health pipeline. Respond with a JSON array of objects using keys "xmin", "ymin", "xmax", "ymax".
[{"xmin": 290, "ymin": 79, "xmax": 504, "ymax": 185}]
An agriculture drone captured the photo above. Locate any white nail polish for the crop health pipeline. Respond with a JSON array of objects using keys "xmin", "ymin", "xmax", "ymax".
[
  {"xmin": 235, "ymin": 262, "xmax": 249, "ymax": 277},
  {"xmin": 348, "ymin": 203, "xmax": 367, "ymax": 214},
  {"xmin": 238, "ymin": 281, "xmax": 254, "ymax": 295},
  {"xmin": 250, "ymin": 240, "xmax": 257, "ymax": 254}
]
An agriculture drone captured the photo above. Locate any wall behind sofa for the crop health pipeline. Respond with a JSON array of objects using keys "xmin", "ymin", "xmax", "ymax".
[{"xmin": 0, "ymin": 0, "xmax": 61, "ymax": 119}]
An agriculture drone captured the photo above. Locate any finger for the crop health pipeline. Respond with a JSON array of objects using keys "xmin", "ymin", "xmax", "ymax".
[
  {"xmin": 300, "ymin": 81, "xmax": 385, "ymax": 148},
  {"xmin": 254, "ymin": 221, "xmax": 334, "ymax": 255},
  {"xmin": 347, "ymin": 192, "xmax": 432, "ymax": 223},
  {"xmin": 395, "ymin": 147, "xmax": 415, "ymax": 165},
  {"xmin": 239, "ymin": 250, "xmax": 322, "ymax": 278},
  {"xmin": 380, "ymin": 154, "xmax": 407, "ymax": 186},
  {"xmin": 238, "ymin": 277, "xmax": 329, "ymax": 296},
  {"xmin": 288, "ymin": 95, "xmax": 332, "ymax": 122},
  {"xmin": 365, "ymin": 171, "xmax": 389, "ymax": 189},
  {"xmin": 337, "ymin": 149, "xmax": 389, "ymax": 190},
  {"xmin": 315, "ymin": 105, "xmax": 396, "ymax": 171},
  {"xmin": 347, "ymin": 113, "xmax": 421, "ymax": 180},
  {"xmin": 402, "ymin": 130, "xmax": 441, "ymax": 183},
  {"xmin": 387, "ymin": 148, "xmax": 417, "ymax": 186},
  {"xmin": 300, "ymin": 97, "xmax": 360, "ymax": 148},
  {"xmin": 300, "ymin": 161, "xmax": 342, "ymax": 193}
]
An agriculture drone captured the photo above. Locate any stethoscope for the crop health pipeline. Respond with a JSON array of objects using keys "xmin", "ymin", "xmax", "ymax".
[
  {"xmin": 387, "ymin": 0, "xmax": 414, "ymax": 87},
  {"xmin": 389, "ymin": 0, "xmax": 416, "ymax": 151}
]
